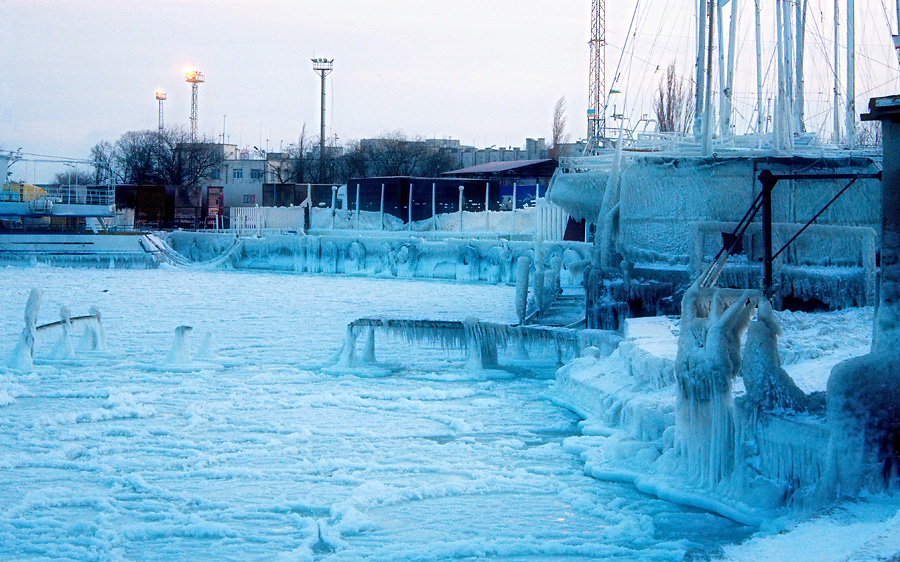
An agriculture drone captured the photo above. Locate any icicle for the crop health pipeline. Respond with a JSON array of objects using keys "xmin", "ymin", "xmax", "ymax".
[
  {"xmin": 361, "ymin": 326, "xmax": 376, "ymax": 364},
  {"xmin": 513, "ymin": 328, "xmax": 530, "ymax": 360}
]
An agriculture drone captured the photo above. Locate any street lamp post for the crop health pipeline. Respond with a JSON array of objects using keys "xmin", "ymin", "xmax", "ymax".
[{"xmin": 312, "ymin": 58, "xmax": 334, "ymax": 182}]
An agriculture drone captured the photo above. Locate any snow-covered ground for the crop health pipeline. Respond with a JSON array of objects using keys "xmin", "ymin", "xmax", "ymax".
[{"xmin": 0, "ymin": 267, "xmax": 753, "ymax": 561}]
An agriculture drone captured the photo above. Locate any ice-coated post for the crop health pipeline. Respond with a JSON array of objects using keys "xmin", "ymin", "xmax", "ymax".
[
  {"xmin": 6, "ymin": 288, "xmax": 42, "ymax": 371},
  {"xmin": 515, "ymin": 256, "xmax": 530, "ymax": 324},
  {"xmin": 307, "ymin": 183, "xmax": 312, "ymax": 205},
  {"xmin": 408, "ymin": 182, "xmax": 414, "ymax": 230},
  {"xmin": 512, "ymin": 182, "xmax": 518, "ymax": 232},
  {"xmin": 355, "ymin": 183, "xmax": 361, "ymax": 231},
  {"xmin": 337, "ymin": 325, "xmax": 358, "ymax": 368},
  {"xmin": 166, "ymin": 325, "xmax": 193, "ymax": 366},
  {"xmin": 331, "ymin": 185, "xmax": 338, "ymax": 230},
  {"xmin": 379, "ymin": 183, "xmax": 385, "ymax": 230},
  {"xmin": 533, "ymin": 268, "xmax": 545, "ymax": 317},
  {"xmin": 432, "ymin": 182, "xmax": 437, "ymax": 231},
  {"xmin": 458, "ymin": 185, "xmax": 465, "ymax": 232},
  {"xmin": 484, "ymin": 182, "xmax": 490, "ymax": 231},
  {"xmin": 824, "ymin": 97, "xmax": 900, "ymax": 496},
  {"xmin": 759, "ymin": 170, "xmax": 776, "ymax": 299}
]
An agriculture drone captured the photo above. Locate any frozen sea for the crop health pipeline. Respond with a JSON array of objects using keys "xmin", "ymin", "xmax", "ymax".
[{"xmin": 0, "ymin": 268, "xmax": 752, "ymax": 561}]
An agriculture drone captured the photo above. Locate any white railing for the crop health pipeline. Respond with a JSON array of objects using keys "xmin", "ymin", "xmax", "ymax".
[
  {"xmin": 536, "ymin": 198, "xmax": 569, "ymax": 242},
  {"xmin": 231, "ymin": 205, "xmax": 306, "ymax": 235}
]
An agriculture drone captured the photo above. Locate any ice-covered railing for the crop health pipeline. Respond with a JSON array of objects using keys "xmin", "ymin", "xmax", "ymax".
[
  {"xmin": 335, "ymin": 317, "xmax": 619, "ymax": 371},
  {"xmin": 167, "ymin": 231, "xmax": 594, "ymax": 290},
  {"xmin": 143, "ymin": 233, "xmax": 243, "ymax": 269},
  {"xmin": 5, "ymin": 289, "xmax": 107, "ymax": 370},
  {"xmin": 690, "ymin": 221, "xmax": 878, "ymax": 306}
]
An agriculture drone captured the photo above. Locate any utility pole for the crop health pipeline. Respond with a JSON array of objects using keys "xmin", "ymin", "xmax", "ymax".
[
  {"xmin": 587, "ymin": 0, "xmax": 606, "ymax": 151},
  {"xmin": 312, "ymin": 58, "xmax": 334, "ymax": 181},
  {"xmin": 155, "ymin": 90, "xmax": 166, "ymax": 133}
]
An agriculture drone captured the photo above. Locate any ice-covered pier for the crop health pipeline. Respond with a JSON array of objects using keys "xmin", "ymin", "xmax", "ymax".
[{"xmin": 337, "ymin": 317, "xmax": 620, "ymax": 370}]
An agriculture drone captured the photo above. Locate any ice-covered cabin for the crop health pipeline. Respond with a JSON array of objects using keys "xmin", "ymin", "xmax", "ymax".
[{"xmin": 549, "ymin": 153, "xmax": 882, "ymax": 326}]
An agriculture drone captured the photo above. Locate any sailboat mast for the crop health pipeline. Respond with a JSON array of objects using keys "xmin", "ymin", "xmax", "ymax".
[
  {"xmin": 846, "ymin": 0, "xmax": 855, "ymax": 148},
  {"xmin": 795, "ymin": 0, "xmax": 806, "ymax": 133},
  {"xmin": 702, "ymin": 0, "xmax": 716, "ymax": 155},
  {"xmin": 782, "ymin": 0, "xmax": 795, "ymax": 146},
  {"xmin": 833, "ymin": 0, "xmax": 841, "ymax": 144},
  {"xmin": 717, "ymin": 1, "xmax": 727, "ymax": 139},
  {"xmin": 775, "ymin": 0, "xmax": 786, "ymax": 148},
  {"xmin": 755, "ymin": 0, "xmax": 763, "ymax": 136},
  {"xmin": 724, "ymin": 0, "xmax": 738, "ymax": 139},
  {"xmin": 695, "ymin": 0, "xmax": 708, "ymax": 137}
]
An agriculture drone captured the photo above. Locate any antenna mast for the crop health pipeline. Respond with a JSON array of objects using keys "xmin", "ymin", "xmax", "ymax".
[{"xmin": 587, "ymin": 0, "xmax": 606, "ymax": 151}]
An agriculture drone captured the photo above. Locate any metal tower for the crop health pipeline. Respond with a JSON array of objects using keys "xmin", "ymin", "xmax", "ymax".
[
  {"xmin": 155, "ymin": 90, "xmax": 166, "ymax": 133},
  {"xmin": 587, "ymin": 0, "xmax": 606, "ymax": 150},
  {"xmin": 312, "ymin": 58, "xmax": 334, "ymax": 177},
  {"xmin": 185, "ymin": 70, "xmax": 204, "ymax": 142}
]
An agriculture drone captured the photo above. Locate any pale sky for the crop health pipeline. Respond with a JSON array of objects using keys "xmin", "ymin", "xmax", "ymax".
[{"xmin": 1, "ymin": 0, "xmax": 898, "ymax": 183}]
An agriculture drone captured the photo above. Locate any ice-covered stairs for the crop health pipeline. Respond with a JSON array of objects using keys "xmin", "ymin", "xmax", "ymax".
[{"xmin": 537, "ymin": 288, "xmax": 586, "ymax": 327}]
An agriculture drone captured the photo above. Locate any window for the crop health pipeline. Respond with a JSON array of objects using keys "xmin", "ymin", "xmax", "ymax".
[
  {"xmin": 233, "ymin": 168, "xmax": 243, "ymax": 180},
  {"xmin": 243, "ymin": 194, "xmax": 256, "ymax": 204},
  {"xmin": 250, "ymin": 169, "xmax": 264, "ymax": 180},
  {"xmin": 210, "ymin": 169, "xmax": 221, "ymax": 180}
]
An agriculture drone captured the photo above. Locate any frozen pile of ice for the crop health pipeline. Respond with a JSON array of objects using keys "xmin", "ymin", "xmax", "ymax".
[{"xmin": 555, "ymin": 294, "xmax": 883, "ymax": 526}]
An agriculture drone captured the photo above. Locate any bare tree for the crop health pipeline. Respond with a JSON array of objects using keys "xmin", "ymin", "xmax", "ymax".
[
  {"xmin": 268, "ymin": 125, "xmax": 312, "ymax": 184},
  {"xmin": 858, "ymin": 121, "xmax": 882, "ymax": 148},
  {"xmin": 653, "ymin": 63, "xmax": 694, "ymax": 134},
  {"xmin": 549, "ymin": 96, "xmax": 569, "ymax": 160},
  {"xmin": 114, "ymin": 130, "xmax": 160, "ymax": 185},
  {"xmin": 152, "ymin": 127, "xmax": 223, "ymax": 186},
  {"xmin": 341, "ymin": 132, "xmax": 456, "ymax": 179},
  {"xmin": 90, "ymin": 141, "xmax": 116, "ymax": 184},
  {"xmin": 53, "ymin": 169, "xmax": 94, "ymax": 186},
  {"xmin": 102, "ymin": 127, "xmax": 224, "ymax": 186}
]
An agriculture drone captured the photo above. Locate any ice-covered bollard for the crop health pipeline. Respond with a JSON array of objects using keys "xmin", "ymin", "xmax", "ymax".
[
  {"xmin": 50, "ymin": 306, "xmax": 76, "ymax": 360},
  {"xmin": 166, "ymin": 326, "xmax": 193, "ymax": 365},
  {"xmin": 5, "ymin": 289, "xmax": 42, "ymax": 371}
]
